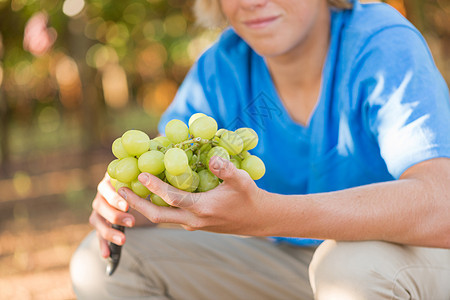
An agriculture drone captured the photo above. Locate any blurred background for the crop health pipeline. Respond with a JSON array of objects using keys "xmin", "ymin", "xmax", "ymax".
[{"xmin": 0, "ymin": 0, "xmax": 448, "ymax": 298}]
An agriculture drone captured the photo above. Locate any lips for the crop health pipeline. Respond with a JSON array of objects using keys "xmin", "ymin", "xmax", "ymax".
[{"xmin": 243, "ymin": 15, "xmax": 280, "ymax": 29}]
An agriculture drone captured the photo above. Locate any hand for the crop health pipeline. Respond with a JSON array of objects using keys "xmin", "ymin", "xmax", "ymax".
[
  {"xmin": 118, "ymin": 156, "xmax": 269, "ymax": 235},
  {"xmin": 89, "ymin": 173, "xmax": 153, "ymax": 258}
]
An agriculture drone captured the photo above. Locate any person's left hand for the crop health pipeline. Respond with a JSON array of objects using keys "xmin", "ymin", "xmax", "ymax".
[{"xmin": 118, "ymin": 156, "xmax": 270, "ymax": 235}]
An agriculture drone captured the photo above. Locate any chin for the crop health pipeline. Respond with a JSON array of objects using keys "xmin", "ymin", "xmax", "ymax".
[
  {"xmin": 248, "ymin": 42, "xmax": 287, "ymax": 58},
  {"xmin": 242, "ymin": 32, "xmax": 296, "ymax": 58},
  {"xmin": 254, "ymin": 48, "xmax": 289, "ymax": 59}
]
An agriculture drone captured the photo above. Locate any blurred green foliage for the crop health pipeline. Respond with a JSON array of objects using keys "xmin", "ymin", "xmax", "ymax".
[{"xmin": 0, "ymin": 0, "xmax": 221, "ymax": 173}]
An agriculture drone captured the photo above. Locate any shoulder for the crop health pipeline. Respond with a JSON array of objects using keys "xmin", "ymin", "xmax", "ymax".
[
  {"xmin": 330, "ymin": 2, "xmax": 435, "ymax": 90},
  {"xmin": 338, "ymin": 3, "xmax": 427, "ymax": 59},
  {"xmin": 346, "ymin": 2, "xmax": 416, "ymax": 34},
  {"xmin": 336, "ymin": 3, "xmax": 435, "ymax": 79}
]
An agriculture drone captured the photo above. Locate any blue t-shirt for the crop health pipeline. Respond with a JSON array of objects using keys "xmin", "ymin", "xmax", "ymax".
[{"xmin": 158, "ymin": 2, "xmax": 450, "ymax": 246}]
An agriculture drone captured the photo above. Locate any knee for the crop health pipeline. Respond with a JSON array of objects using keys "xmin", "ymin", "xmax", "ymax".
[
  {"xmin": 309, "ymin": 240, "xmax": 396, "ymax": 299},
  {"xmin": 70, "ymin": 231, "xmax": 108, "ymax": 299}
]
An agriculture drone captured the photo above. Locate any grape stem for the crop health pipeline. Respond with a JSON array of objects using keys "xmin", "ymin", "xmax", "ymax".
[
  {"xmin": 189, "ymin": 145, "xmax": 205, "ymax": 171},
  {"xmin": 185, "ymin": 144, "xmax": 199, "ymax": 152},
  {"xmin": 174, "ymin": 138, "xmax": 195, "ymax": 148},
  {"xmin": 175, "ymin": 137, "xmax": 211, "ymax": 148}
]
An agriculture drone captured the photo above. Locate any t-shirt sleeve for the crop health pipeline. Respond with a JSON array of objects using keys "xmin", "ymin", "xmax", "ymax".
[
  {"xmin": 157, "ymin": 56, "xmax": 218, "ymax": 135},
  {"xmin": 356, "ymin": 26, "xmax": 450, "ymax": 179}
]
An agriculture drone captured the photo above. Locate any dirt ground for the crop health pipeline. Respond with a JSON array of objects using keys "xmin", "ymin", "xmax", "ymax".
[
  {"xmin": 0, "ymin": 204, "xmax": 92, "ymax": 299},
  {"xmin": 0, "ymin": 223, "xmax": 91, "ymax": 299},
  {"xmin": 0, "ymin": 149, "xmax": 109, "ymax": 299}
]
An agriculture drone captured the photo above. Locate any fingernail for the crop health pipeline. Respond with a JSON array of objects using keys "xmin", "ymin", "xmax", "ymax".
[
  {"xmin": 211, "ymin": 156, "xmax": 223, "ymax": 170},
  {"xmin": 113, "ymin": 235, "xmax": 123, "ymax": 245},
  {"xmin": 118, "ymin": 200, "xmax": 127, "ymax": 211},
  {"xmin": 139, "ymin": 173, "xmax": 150, "ymax": 185},
  {"xmin": 123, "ymin": 218, "xmax": 133, "ymax": 227},
  {"xmin": 118, "ymin": 190, "xmax": 127, "ymax": 200}
]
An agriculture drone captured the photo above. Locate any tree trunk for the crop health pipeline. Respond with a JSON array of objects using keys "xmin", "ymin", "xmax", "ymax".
[
  {"xmin": 0, "ymin": 89, "xmax": 10, "ymax": 176},
  {"xmin": 67, "ymin": 15, "xmax": 104, "ymax": 170},
  {"xmin": 403, "ymin": 0, "xmax": 426, "ymax": 32}
]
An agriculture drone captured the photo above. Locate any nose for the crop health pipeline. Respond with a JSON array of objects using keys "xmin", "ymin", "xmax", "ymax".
[{"xmin": 240, "ymin": 0, "xmax": 269, "ymax": 10}]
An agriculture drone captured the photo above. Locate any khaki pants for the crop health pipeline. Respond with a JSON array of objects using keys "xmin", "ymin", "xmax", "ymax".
[{"xmin": 70, "ymin": 228, "xmax": 450, "ymax": 299}]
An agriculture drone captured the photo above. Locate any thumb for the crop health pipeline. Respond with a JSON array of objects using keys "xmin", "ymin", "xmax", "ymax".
[{"xmin": 209, "ymin": 156, "xmax": 245, "ymax": 184}]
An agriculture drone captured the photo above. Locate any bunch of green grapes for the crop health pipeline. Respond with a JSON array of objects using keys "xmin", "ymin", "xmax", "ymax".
[{"xmin": 107, "ymin": 113, "xmax": 265, "ymax": 207}]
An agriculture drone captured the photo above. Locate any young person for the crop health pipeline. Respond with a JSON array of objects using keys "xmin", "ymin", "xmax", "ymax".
[{"xmin": 71, "ymin": 0, "xmax": 450, "ymax": 299}]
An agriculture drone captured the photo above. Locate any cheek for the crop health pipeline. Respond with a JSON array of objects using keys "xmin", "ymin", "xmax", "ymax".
[
  {"xmin": 219, "ymin": 0, "xmax": 236, "ymax": 21},
  {"xmin": 287, "ymin": 1, "xmax": 322, "ymax": 24}
]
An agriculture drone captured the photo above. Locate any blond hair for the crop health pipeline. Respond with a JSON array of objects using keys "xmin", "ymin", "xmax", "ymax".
[{"xmin": 194, "ymin": 0, "xmax": 353, "ymax": 28}]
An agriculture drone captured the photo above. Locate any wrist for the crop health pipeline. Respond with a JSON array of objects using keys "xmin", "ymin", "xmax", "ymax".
[{"xmin": 256, "ymin": 192, "xmax": 312, "ymax": 238}]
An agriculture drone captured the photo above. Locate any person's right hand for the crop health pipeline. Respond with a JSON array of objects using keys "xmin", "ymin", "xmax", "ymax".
[{"xmin": 89, "ymin": 173, "xmax": 154, "ymax": 258}]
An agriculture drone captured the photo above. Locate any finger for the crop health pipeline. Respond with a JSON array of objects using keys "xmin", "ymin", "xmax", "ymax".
[
  {"xmin": 98, "ymin": 174, "xmax": 129, "ymax": 212},
  {"xmin": 96, "ymin": 231, "xmax": 110, "ymax": 258},
  {"xmin": 118, "ymin": 187, "xmax": 191, "ymax": 225},
  {"xmin": 89, "ymin": 211, "xmax": 126, "ymax": 246},
  {"xmin": 209, "ymin": 156, "xmax": 248, "ymax": 186},
  {"xmin": 92, "ymin": 193, "xmax": 135, "ymax": 227},
  {"xmin": 137, "ymin": 173, "xmax": 199, "ymax": 208}
]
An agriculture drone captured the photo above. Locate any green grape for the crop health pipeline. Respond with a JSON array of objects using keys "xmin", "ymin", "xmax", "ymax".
[
  {"xmin": 200, "ymin": 152, "xmax": 209, "ymax": 167},
  {"xmin": 121, "ymin": 130, "xmax": 151, "ymax": 156},
  {"xmin": 188, "ymin": 171, "xmax": 200, "ymax": 192},
  {"xmin": 241, "ymin": 155, "xmax": 266, "ymax": 180},
  {"xmin": 189, "ymin": 116, "xmax": 218, "ymax": 139},
  {"xmin": 189, "ymin": 154, "xmax": 198, "ymax": 165},
  {"xmin": 115, "ymin": 180, "xmax": 131, "ymax": 192},
  {"xmin": 215, "ymin": 128, "xmax": 227, "ymax": 137},
  {"xmin": 154, "ymin": 136, "xmax": 172, "ymax": 148},
  {"xmin": 188, "ymin": 112, "xmax": 207, "ymax": 127},
  {"xmin": 138, "ymin": 150, "xmax": 165, "ymax": 175},
  {"xmin": 241, "ymin": 150, "xmax": 251, "ymax": 158},
  {"xmin": 107, "ymin": 159, "xmax": 120, "ymax": 179},
  {"xmin": 149, "ymin": 139, "xmax": 163, "ymax": 150},
  {"xmin": 213, "ymin": 128, "xmax": 227, "ymax": 143},
  {"xmin": 198, "ymin": 143, "xmax": 212, "ymax": 166},
  {"xmin": 110, "ymin": 178, "xmax": 118, "ymax": 189},
  {"xmin": 164, "ymin": 148, "xmax": 189, "ymax": 176},
  {"xmin": 207, "ymin": 146, "xmax": 230, "ymax": 171},
  {"xmin": 165, "ymin": 169, "xmax": 199, "ymax": 192},
  {"xmin": 112, "ymin": 138, "xmax": 129, "ymax": 159},
  {"xmin": 235, "ymin": 127, "xmax": 259, "ymax": 151},
  {"xmin": 199, "ymin": 143, "xmax": 212, "ymax": 153},
  {"xmin": 219, "ymin": 130, "xmax": 244, "ymax": 155},
  {"xmin": 131, "ymin": 178, "xmax": 151, "ymax": 198},
  {"xmin": 207, "ymin": 146, "xmax": 230, "ymax": 162},
  {"xmin": 150, "ymin": 193, "xmax": 170, "ymax": 207},
  {"xmin": 230, "ymin": 156, "xmax": 241, "ymax": 169},
  {"xmin": 196, "ymin": 165, "xmax": 206, "ymax": 173},
  {"xmin": 115, "ymin": 157, "xmax": 140, "ymax": 183},
  {"xmin": 197, "ymin": 169, "xmax": 219, "ymax": 192},
  {"xmin": 185, "ymin": 149, "xmax": 193, "ymax": 162},
  {"xmin": 165, "ymin": 119, "xmax": 189, "ymax": 144}
]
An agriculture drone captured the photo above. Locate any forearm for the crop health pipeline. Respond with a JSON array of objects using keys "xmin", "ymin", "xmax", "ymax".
[
  {"xmin": 121, "ymin": 157, "xmax": 449, "ymax": 248},
  {"xmin": 264, "ymin": 159, "xmax": 450, "ymax": 248}
]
